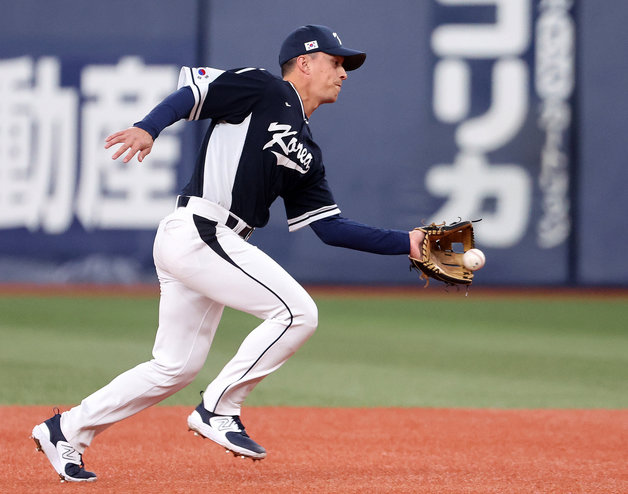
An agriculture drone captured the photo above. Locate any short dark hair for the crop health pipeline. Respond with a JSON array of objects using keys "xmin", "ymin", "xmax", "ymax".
[
  {"xmin": 281, "ymin": 52, "xmax": 321, "ymax": 77},
  {"xmin": 281, "ymin": 57, "xmax": 297, "ymax": 77}
]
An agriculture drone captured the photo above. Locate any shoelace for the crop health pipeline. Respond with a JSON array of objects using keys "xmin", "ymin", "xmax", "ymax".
[{"xmin": 232, "ymin": 416, "xmax": 250, "ymax": 437}]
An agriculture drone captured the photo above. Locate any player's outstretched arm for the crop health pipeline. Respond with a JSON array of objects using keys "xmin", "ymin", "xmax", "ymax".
[
  {"xmin": 105, "ymin": 127, "xmax": 154, "ymax": 163},
  {"xmin": 310, "ymin": 215, "xmax": 424, "ymax": 257}
]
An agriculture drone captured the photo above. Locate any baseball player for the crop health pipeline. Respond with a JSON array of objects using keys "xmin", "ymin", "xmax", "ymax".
[{"xmin": 31, "ymin": 25, "xmax": 425, "ymax": 482}]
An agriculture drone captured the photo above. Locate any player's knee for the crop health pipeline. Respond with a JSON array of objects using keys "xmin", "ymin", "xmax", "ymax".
[
  {"xmin": 177, "ymin": 363, "xmax": 203, "ymax": 386},
  {"xmin": 150, "ymin": 358, "xmax": 202, "ymax": 388},
  {"xmin": 293, "ymin": 294, "xmax": 318, "ymax": 336}
]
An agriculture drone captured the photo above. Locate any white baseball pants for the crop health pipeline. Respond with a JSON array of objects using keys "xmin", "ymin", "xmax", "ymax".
[{"xmin": 61, "ymin": 201, "xmax": 318, "ymax": 452}]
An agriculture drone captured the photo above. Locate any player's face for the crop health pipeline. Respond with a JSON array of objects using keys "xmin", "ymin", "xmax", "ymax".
[{"xmin": 308, "ymin": 53, "xmax": 347, "ymax": 105}]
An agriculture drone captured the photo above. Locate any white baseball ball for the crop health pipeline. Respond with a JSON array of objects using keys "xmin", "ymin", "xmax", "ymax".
[{"xmin": 463, "ymin": 248, "xmax": 486, "ymax": 271}]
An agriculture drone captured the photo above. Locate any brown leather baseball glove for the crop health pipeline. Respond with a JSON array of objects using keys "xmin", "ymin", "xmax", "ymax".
[{"xmin": 409, "ymin": 221, "xmax": 477, "ymax": 286}]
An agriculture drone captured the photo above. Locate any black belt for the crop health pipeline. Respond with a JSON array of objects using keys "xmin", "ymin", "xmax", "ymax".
[{"xmin": 176, "ymin": 196, "xmax": 254, "ymax": 240}]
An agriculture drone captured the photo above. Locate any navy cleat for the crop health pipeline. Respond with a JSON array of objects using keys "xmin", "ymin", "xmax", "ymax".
[
  {"xmin": 31, "ymin": 411, "xmax": 97, "ymax": 482},
  {"xmin": 187, "ymin": 402, "xmax": 266, "ymax": 460}
]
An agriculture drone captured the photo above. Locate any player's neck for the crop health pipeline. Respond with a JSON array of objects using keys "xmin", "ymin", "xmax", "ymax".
[{"xmin": 284, "ymin": 76, "xmax": 318, "ymax": 118}]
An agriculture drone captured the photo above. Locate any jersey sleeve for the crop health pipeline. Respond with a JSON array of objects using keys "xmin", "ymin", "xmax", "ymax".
[
  {"xmin": 310, "ymin": 215, "xmax": 410, "ymax": 255},
  {"xmin": 283, "ymin": 172, "xmax": 341, "ymax": 232},
  {"xmin": 178, "ymin": 66, "xmax": 268, "ymax": 123}
]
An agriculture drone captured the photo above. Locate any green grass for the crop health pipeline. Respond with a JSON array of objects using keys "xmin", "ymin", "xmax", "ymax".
[{"xmin": 0, "ymin": 293, "xmax": 626, "ymax": 408}]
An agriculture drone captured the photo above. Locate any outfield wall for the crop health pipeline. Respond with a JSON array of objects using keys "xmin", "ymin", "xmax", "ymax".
[{"xmin": 0, "ymin": 0, "xmax": 626, "ymax": 286}]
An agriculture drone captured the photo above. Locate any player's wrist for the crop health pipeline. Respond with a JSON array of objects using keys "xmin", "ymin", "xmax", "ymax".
[
  {"xmin": 132, "ymin": 122, "xmax": 158, "ymax": 141},
  {"xmin": 408, "ymin": 229, "xmax": 424, "ymax": 259}
]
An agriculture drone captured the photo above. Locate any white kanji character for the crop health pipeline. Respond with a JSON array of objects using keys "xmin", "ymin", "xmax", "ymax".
[
  {"xmin": 429, "ymin": 0, "xmax": 533, "ymax": 248},
  {"xmin": 432, "ymin": 0, "xmax": 530, "ymax": 58},
  {"xmin": 77, "ymin": 57, "xmax": 180, "ymax": 229},
  {"xmin": 426, "ymin": 152, "xmax": 531, "ymax": 248},
  {"xmin": 456, "ymin": 58, "xmax": 528, "ymax": 153},
  {"xmin": 0, "ymin": 57, "xmax": 78, "ymax": 233}
]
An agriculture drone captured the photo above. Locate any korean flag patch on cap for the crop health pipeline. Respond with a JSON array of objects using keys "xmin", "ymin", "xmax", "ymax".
[{"xmin": 304, "ymin": 40, "xmax": 318, "ymax": 51}]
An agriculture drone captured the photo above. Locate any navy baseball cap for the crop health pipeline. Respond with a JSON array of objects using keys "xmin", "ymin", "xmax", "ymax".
[{"xmin": 279, "ymin": 25, "xmax": 366, "ymax": 71}]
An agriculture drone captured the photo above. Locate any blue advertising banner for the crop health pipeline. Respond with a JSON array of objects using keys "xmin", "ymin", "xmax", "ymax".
[
  {"xmin": 0, "ymin": 0, "xmax": 613, "ymax": 287},
  {"xmin": 0, "ymin": 0, "xmax": 198, "ymax": 282},
  {"xmin": 422, "ymin": 0, "xmax": 575, "ymax": 283}
]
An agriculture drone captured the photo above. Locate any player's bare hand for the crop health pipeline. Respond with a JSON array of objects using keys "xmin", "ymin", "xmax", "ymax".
[
  {"xmin": 409, "ymin": 229, "xmax": 425, "ymax": 261},
  {"xmin": 105, "ymin": 127, "xmax": 154, "ymax": 163}
]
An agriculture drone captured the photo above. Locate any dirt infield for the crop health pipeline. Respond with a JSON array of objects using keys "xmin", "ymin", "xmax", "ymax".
[
  {"xmin": 3, "ymin": 406, "xmax": 626, "ymax": 493},
  {"xmin": 2, "ymin": 282, "xmax": 627, "ymax": 299}
]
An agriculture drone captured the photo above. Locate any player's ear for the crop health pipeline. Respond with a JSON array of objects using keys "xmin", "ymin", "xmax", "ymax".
[{"xmin": 296, "ymin": 55, "xmax": 311, "ymax": 75}]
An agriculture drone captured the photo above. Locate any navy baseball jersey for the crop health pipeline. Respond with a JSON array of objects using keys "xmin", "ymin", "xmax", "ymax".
[{"xmin": 178, "ymin": 66, "xmax": 340, "ymax": 231}]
